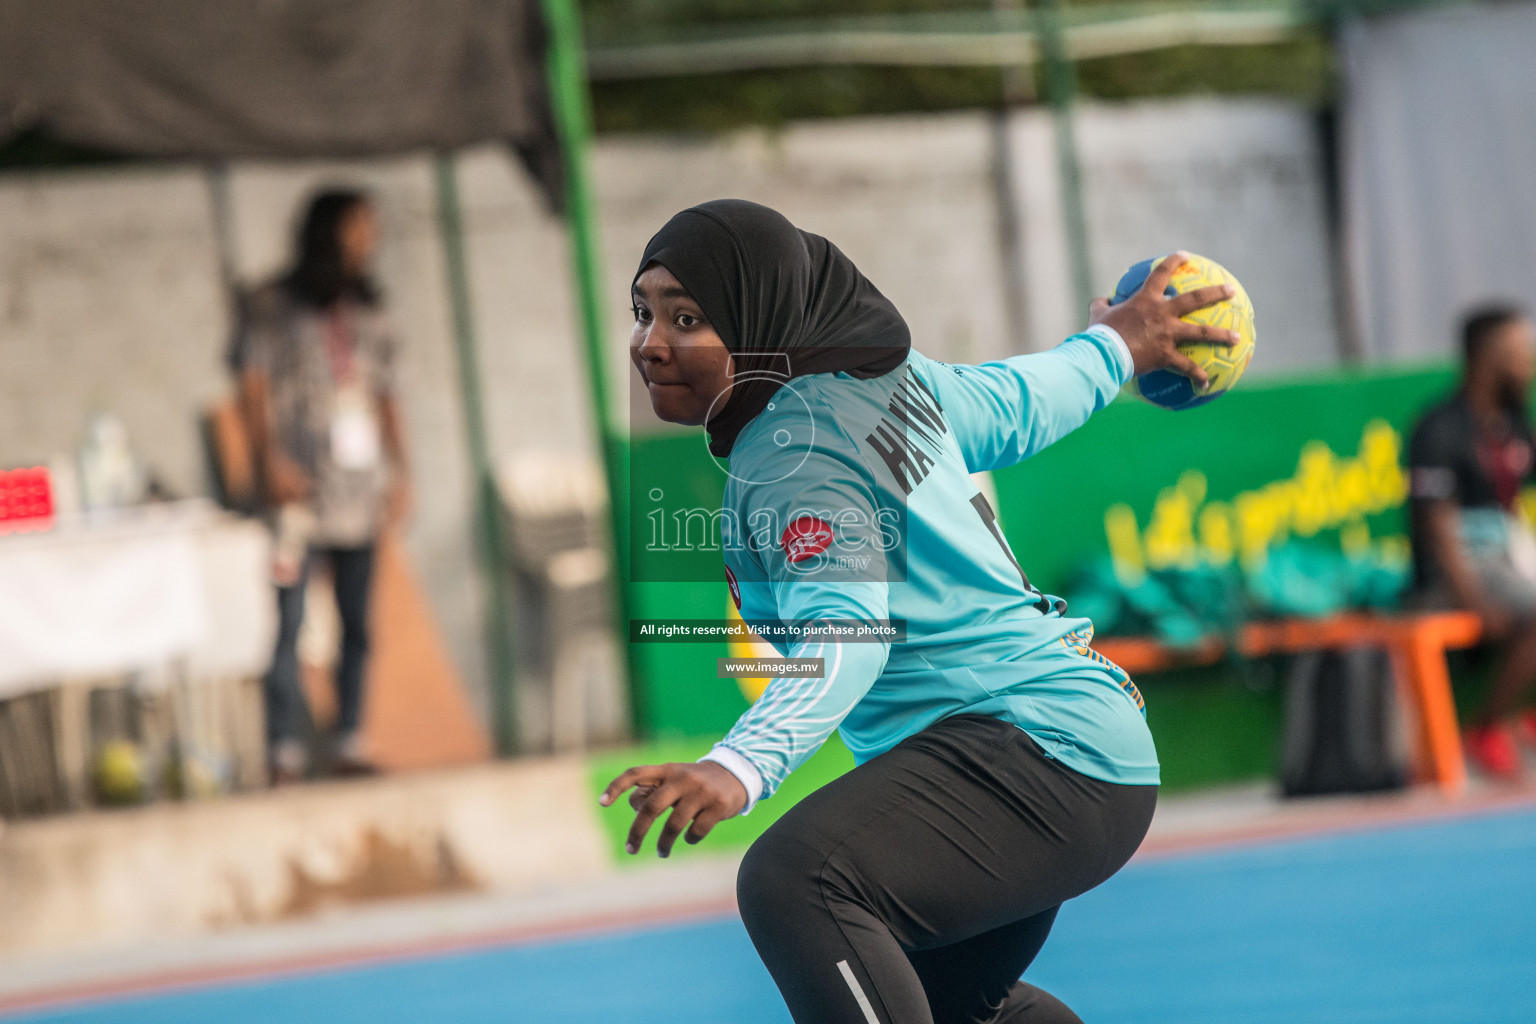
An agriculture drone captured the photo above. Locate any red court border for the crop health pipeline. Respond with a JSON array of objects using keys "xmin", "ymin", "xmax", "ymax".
[{"xmin": 3, "ymin": 786, "xmax": 1534, "ymax": 1020}]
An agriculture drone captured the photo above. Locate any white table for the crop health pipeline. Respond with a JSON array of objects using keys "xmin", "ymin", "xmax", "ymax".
[{"xmin": 0, "ymin": 501, "xmax": 274, "ymax": 697}]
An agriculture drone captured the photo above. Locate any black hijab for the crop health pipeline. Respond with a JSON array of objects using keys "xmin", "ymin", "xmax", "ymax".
[{"xmin": 635, "ymin": 199, "xmax": 911, "ymax": 457}]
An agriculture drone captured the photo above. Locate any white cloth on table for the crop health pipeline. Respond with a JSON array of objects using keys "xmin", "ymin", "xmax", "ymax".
[{"xmin": 0, "ymin": 501, "xmax": 273, "ymax": 698}]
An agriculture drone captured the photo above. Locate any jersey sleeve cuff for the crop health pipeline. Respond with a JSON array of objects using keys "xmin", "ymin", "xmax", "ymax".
[
  {"xmin": 699, "ymin": 744, "xmax": 764, "ymax": 816},
  {"xmin": 1084, "ymin": 323, "xmax": 1134, "ymax": 386}
]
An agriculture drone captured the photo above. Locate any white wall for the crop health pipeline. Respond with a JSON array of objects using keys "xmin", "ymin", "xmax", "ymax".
[
  {"xmin": 0, "ymin": 168, "xmax": 229, "ymax": 489},
  {"xmin": 1012, "ymin": 97, "xmax": 1343, "ymax": 374},
  {"xmin": 0, "ymin": 101, "xmax": 1341, "ymax": 720},
  {"xmin": 594, "ymin": 114, "xmax": 1016, "ymax": 390},
  {"xmin": 1341, "ymin": 1, "xmax": 1536, "ymax": 363}
]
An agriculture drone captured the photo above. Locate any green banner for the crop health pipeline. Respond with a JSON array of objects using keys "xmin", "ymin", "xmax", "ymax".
[
  {"xmin": 625, "ymin": 363, "xmax": 1461, "ymax": 737},
  {"xmin": 995, "ymin": 364, "xmax": 1457, "ymax": 595}
]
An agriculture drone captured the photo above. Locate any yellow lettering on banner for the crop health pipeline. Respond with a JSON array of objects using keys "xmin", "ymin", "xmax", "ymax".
[
  {"xmin": 1334, "ymin": 460, "xmax": 1371, "ymax": 524},
  {"xmin": 1363, "ymin": 421, "xmax": 1409, "ymax": 508},
  {"xmin": 1234, "ymin": 486, "xmax": 1287, "ymax": 569},
  {"xmin": 1520, "ymin": 487, "xmax": 1536, "ymax": 528},
  {"xmin": 1104, "ymin": 503, "xmax": 1147, "ymax": 585},
  {"xmin": 1197, "ymin": 502, "xmax": 1236, "ymax": 565},
  {"xmin": 1143, "ymin": 487, "xmax": 1193, "ymax": 571},
  {"xmin": 1103, "ymin": 419, "xmax": 1412, "ymax": 579},
  {"xmin": 1340, "ymin": 519, "xmax": 1371, "ymax": 558},
  {"xmin": 1178, "ymin": 469, "xmax": 1208, "ymax": 507},
  {"xmin": 1378, "ymin": 534, "xmax": 1410, "ymax": 564},
  {"xmin": 1292, "ymin": 444, "xmax": 1332, "ymax": 537},
  {"xmin": 1142, "ymin": 470, "xmax": 1209, "ymax": 571}
]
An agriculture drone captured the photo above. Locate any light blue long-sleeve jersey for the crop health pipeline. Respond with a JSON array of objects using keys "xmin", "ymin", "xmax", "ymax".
[{"xmin": 705, "ymin": 325, "xmax": 1159, "ymax": 810}]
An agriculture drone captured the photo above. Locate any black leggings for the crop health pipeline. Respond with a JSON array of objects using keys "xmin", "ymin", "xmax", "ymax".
[
  {"xmin": 736, "ymin": 714, "xmax": 1156, "ymax": 1024},
  {"xmin": 264, "ymin": 544, "xmax": 377, "ymax": 745}
]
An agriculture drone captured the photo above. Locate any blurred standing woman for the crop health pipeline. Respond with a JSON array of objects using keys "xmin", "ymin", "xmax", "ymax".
[{"xmin": 236, "ymin": 189, "xmax": 411, "ymax": 784}]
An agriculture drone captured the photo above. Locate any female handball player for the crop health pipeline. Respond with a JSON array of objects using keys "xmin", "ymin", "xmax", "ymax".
[{"xmin": 602, "ymin": 200, "xmax": 1237, "ymax": 1024}]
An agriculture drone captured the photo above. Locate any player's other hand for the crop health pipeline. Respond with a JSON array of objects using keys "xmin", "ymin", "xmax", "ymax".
[
  {"xmin": 600, "ymin": 761, "xmax": 748, "ymax": 858},
  {"xmin": 1088, "ymin": 250, "xmax": 1240, "ymax": 388},
  {"xmin": 264, "ymin": 452, "xmax": 313, "ymax": 504}
]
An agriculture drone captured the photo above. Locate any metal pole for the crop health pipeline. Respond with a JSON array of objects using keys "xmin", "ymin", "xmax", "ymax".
[
  {"xmin": 433, "ymin": 152, "xmax": 521, "ymax": 755},
  {"xmin": 991, "ymin": 0, "xmax": 1036, "ymax": 352},
  {"xmin": 1038, "ymin": 0, "xmax": 1096, "ymax": 318},
  {"xmin": 541, "ymin": 0, "xmax": 642, "ymax": 732},
  {"xmin": 205, "ymin": 161, "xmax": 240, "ymax": 299}
]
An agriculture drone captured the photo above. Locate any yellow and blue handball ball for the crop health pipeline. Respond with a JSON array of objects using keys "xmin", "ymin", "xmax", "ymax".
[{"xmin": 1111, "ymin": 253, "xmax": 1256, "ymax": 411}]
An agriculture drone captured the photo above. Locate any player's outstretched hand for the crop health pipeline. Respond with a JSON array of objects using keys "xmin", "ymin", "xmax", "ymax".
[
  {"xmin": 600, "ymin": 761, "xmax": 748, "ymax": 858},
  {"xmin": 1088, "ymin": 250, "xmax": 1240, "ymax": 388}
]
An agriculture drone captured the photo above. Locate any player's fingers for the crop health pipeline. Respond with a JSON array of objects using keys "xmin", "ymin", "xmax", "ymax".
[
  {"xmin": 1169, "ymin": 283, "xmax": 1234, "ymax": 317},
  {"xmin": 1142, "ymin": 251, "xmax": 1188, "ymax": 298},
  {"xmin": 1166, "ymin": 349, "xmax": 1210, "ymax": 388},
  {"xmin": 626, "ymin": 782, "xmax": 684, "ymax": 855},
  {"xmin": 600, "ymin": 765, "xmax": 664, "ymax": 807},
  {"xmin": 656, "ymin": 797, "xmax": 706, "ymax": 858},
  {"xmin": 1088, "ymin": 296, "xmax": 1111, "ymax": 320},
  {"xmin": 1173, "ymin": 321, "xmax": 1241, "ymax": 348},
  {"xmin": 627, "ymin": 785, "xmax": 657, "ymax": 810},
  {"xmin": 685, "ymin": 808, "xmax": 726, "ymax": 845}
]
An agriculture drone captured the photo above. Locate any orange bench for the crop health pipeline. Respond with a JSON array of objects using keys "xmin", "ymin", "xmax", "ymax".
[{"xmin": 1092, "ymin": 611, "xmax": 1483, "ymax": 796}]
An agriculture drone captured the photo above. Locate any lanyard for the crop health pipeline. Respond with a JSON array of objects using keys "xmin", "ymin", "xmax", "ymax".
[{"xmin": 325, "ymin": 305, "xmax": 359, "ymax": 385}]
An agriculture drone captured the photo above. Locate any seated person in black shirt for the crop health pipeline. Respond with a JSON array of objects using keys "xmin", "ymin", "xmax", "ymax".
[{"xmin": 1408, "ymin": 306, "xmax": 1536, "ymax": 779}]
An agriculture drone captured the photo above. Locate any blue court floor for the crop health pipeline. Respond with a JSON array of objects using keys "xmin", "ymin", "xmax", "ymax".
[{"xmin": 9, "ymin": 805, "xmax": 1536, "ymax": 1024}]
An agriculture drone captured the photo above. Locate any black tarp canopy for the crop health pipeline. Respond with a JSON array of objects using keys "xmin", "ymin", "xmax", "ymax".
[{"xmin": 0, "ymin": 0, "xmax": 561, "ymax": 204}]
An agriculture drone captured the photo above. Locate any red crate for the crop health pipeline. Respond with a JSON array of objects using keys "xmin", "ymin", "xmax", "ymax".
[{"xmin": 0, "ymin": 467, "xmax": 55, "ymax": 535}]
